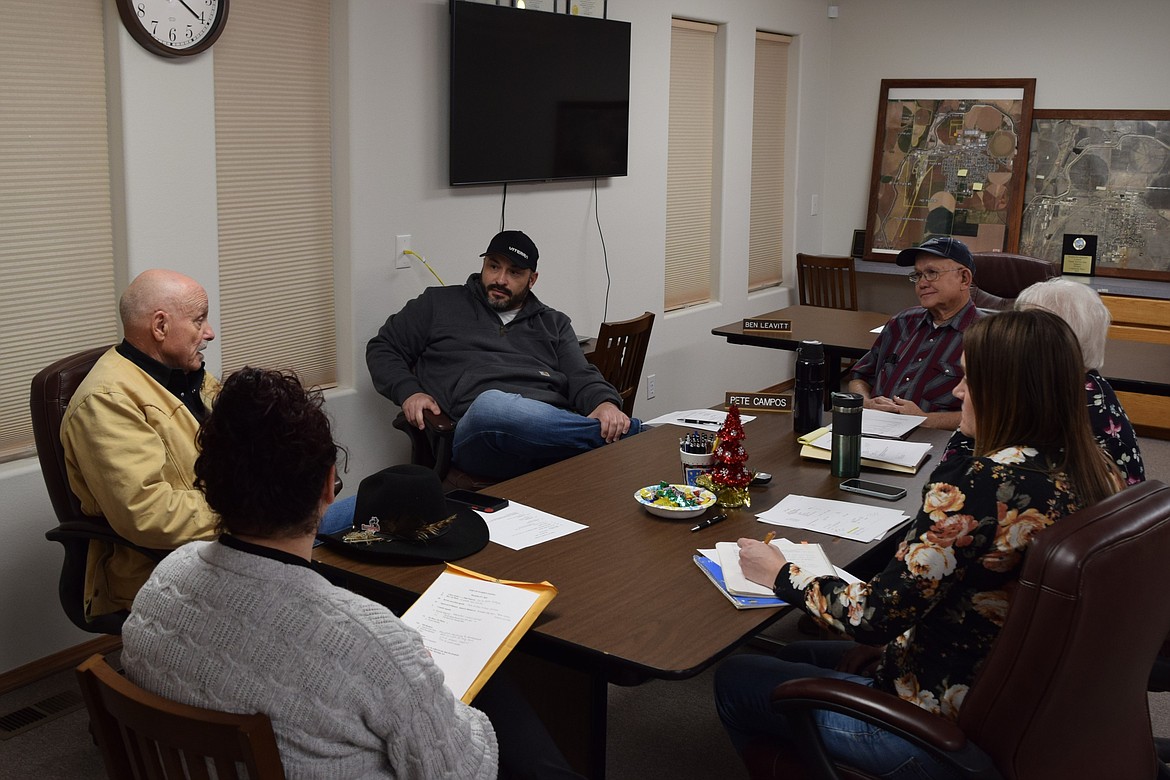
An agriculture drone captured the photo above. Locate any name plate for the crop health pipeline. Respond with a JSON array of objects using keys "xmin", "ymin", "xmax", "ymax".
[
  {"xmin": 742, "ymin": 318, "xmax": 792, "ymax": 332},
  {"xmin": 726, "ymin": 392, "xmax": 793, "ymax": 413}
]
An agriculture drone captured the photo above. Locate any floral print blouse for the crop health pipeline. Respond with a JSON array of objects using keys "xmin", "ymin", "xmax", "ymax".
[
  {"xmin": 773, "ymin": 444, "xmax": 1086, "ymax": 722},
  {"xmin": 1086, "ymin": 370, "xmax": 1144, "ymax": 485}
]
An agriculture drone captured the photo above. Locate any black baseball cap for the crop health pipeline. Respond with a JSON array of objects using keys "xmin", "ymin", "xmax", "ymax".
[
  {"xmin": 480, "ymin": 230, "xmax": 539, "ymax": 271},
  {"xmin": 895, "ymin": 236, "xmax": 975, "ymax": 273}
]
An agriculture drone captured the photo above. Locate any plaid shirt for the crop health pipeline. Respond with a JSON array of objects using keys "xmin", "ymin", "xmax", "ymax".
[{"xmin": 850, "ymin": 300, "xmax": 984, "ymax": 412}]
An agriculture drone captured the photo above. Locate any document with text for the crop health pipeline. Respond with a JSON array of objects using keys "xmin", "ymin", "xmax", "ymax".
[
  {"xmin": 401, "ymin": 565, "xmax": 557, "ymax": 703},
  {"xmin": 480, "ymin": 501, "xmax": 587, "ymax": 550}
]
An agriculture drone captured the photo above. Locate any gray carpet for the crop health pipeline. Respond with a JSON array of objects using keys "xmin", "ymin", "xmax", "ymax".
[{"xmin": 3, "ymin": 437, "xmax": 1169, "ymax": 779}]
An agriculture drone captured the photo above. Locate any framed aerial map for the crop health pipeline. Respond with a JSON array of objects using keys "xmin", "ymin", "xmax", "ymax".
[
  {"xmin": 1019, "ymin": 109, "xmax": 1170, "ymax": 281},
  {"xmin": 864, "ymin": 79, "xmax": 1036, "ymax": 261}
]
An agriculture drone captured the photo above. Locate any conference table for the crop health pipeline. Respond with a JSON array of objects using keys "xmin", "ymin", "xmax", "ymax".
[
  {"xmin": 313, "ymin": 410, "xmax": 950, "ymax": 777},
  {"xmin": 712, "ymin": 305, "xmax": 1170, "ymax": 398}
]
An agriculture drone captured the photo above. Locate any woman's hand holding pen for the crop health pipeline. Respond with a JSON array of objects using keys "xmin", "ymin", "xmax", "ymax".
[{"xmin": 737, "ymin": 533, "xmax": 787, "ymax": 588}]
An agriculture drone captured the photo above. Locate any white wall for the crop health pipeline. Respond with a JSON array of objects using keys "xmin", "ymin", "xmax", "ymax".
[{"xmin": 6, "ymin": 0, "xmax": 1168, "ymax": 673}]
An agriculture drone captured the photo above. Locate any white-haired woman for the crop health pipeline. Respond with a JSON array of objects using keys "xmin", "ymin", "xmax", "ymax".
[{"xmin": 1016, "ymin": 277, "xmax": 1144, "ymax": 484}]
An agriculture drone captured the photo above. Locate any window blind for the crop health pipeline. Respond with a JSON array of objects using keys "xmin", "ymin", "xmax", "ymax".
[
  {"xmin": 748, "ymin": 31, "xmax": 792, "ymax": 291},
  {"xmin": 664, "ymin": 19, "xmax": 717, "ymax": 311},
  {"xmin": 0, "ymin": 0, "xmax": 116, "ymax": 461},
  {"xmin": 214, "ymin": 0, "xmax": 337, "ymax": 387}
]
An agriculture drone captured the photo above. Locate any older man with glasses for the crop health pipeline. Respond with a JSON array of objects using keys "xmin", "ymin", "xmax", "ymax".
[{"xmin": 847, "ymin": 236, "xmax": 986, "ymax": 429}]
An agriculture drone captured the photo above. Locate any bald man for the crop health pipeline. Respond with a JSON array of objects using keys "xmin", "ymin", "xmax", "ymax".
[{"xmin": 61, "ymin": 269, "xmax": 221, "ymax": 620}]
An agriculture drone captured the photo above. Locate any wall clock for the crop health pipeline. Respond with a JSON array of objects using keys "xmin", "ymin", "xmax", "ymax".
[{"xmin": 115, "ymin": 0, "xmax": 229, "ymax": 58}]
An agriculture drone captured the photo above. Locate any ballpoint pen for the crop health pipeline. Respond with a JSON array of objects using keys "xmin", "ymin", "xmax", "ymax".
[
  {"xmin": 679, "ymin": 418, "xmax": 716, "ymax": 426},
  {"xmin": 763, "ymin": 531, "xmax": 776, "ymax": 544},
  {"xmin": 690, "ymin": 513, "xmax": 727, "ymax": 532}
]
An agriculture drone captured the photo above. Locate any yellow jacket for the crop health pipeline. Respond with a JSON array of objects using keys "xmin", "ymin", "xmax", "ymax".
[{"xmin": 60, "ymin": 347, "xmax": 220, "ymax": 618}]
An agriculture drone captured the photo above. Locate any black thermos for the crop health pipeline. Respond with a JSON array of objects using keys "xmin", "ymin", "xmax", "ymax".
[
  {"xmin": 793, "ymin": 340, "xmax": 825, "ymax": 435},
  {"xmin": 831, "ymin": 392, "xmax": 863, "ymax": 478}
]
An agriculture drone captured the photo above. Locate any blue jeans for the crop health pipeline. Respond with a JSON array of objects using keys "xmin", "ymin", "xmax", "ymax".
[
  {"xmin": 318, "ymin": 494, "xmax": 357, "ymax": 535},
  {"xmin": 714, "ymin": 641, "xmax": 960, "ymax": 779},
  {"xmin": 451, "ymin": 390, "xmax": 643, "ymax": 480}
]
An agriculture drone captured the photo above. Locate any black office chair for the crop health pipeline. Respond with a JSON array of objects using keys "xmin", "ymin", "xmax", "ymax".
[{"xmin": 32, "ymin": 346, "xmax": 164, "ymax": 635}]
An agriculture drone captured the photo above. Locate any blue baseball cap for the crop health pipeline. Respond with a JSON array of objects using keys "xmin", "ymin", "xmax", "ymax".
[{"xmin": 895, "ymin": 236, "xmax": 975, "ymax": 273}]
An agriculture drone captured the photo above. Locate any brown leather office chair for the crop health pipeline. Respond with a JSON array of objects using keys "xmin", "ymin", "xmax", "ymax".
[
  {"xmin": 743, "ymin": 479, "xmax": 1170, "ymax": 780},
  {"xmin": 32, "ymin": 346, "xmax": 164, "ymax": 635},
  {"xmin": 796, "ymin": 254, "xmax": 859, "ymax": 311},
  {"xmin": 585, "ymin": 311, "xmax": 655, "ymax": 417},
  {"xmin": 77, "ymin": 654, "xmax": 286, "ymax": 780},
  {"xmin": 970, "ymin": 252, "xmax": 1060, "ymax": 311}
]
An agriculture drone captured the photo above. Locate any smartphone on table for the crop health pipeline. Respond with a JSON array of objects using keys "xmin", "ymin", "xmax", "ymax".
[
  {"xmin": 839, "ymin": 478, "xmax": 906, "ymax": 501},
  {"xmin": 446, "ymin": 489, "xmax": 509, "ymax": 512}
]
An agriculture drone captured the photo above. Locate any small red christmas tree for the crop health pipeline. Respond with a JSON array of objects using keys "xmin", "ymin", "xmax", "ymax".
[{"xmin": 697, "ymin": 405, "xmax": 751, "ymax": 507}]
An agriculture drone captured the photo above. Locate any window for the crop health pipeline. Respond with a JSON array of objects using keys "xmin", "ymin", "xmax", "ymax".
[
  {"xmin": 0, "ymin": 0, "xmax": 116, "ymax": 461},
  {"xmin": 664, "ymin": 18, "xmax": 718, "ymax": 312},
  {"xmin": 748, "ymin": 31, "xmax": 792, "ymax": 291},
  {"xmin": 214, "ymin": 0, "xmax": 336, "ymax": 387}
]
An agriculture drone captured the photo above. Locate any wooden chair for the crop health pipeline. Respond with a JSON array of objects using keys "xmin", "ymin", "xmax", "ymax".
[
  {"xmin": 585, "ymin": 311, "xmax": 655, "ymax": 417},
  {"xmin": 969, "ymin": 252, "xmax": 1060, "ymax": 310},
  {"xmin": 77, "ymin": 654, "xmax": 285, "ymax": 780},
  {"xmin": 796, "ymin": 254, "xmax": 858, "ymax": 311},
  {"xmin": 742, "ymin": 479, "xmax": 1170, "ymax": 780},
  {"xmin": 32, "ymin": 346, "xmax": 164, "ymax": 635}
]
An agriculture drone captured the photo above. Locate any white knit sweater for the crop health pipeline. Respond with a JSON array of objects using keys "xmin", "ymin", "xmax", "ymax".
[{"xmin": 122, "ymin": 541, "xmax": 498, "ymax": 779}]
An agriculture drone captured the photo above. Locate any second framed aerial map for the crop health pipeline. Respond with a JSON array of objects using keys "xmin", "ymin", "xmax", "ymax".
[
  {"xmin": 865, "ymin": 78, "xmax": 1035, "ymax": 261},
  {"xmin": 1019, "ymin": 110, "xmax": 1170, "ymax": 281}
]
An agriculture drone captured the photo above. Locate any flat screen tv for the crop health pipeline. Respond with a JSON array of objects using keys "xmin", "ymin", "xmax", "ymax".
[{"xmin": 449, "ymin": 1, "xmax": 631, "ymax": 186}]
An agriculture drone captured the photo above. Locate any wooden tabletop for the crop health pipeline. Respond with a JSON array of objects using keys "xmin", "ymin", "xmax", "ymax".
[
  {"xmin": 711, "ymin": 305, "xmax": 890, "ymax": 358},
  {"xmin": 314, "ymin": 412, "xmax": 949, "ymax": 681}
]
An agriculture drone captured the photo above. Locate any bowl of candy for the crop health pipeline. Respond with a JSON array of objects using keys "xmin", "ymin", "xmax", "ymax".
[{"xmin": 634, "ymin": 482, "xmax": 717, "ymax": 519}]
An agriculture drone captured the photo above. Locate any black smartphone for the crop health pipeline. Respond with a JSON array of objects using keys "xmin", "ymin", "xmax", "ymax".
[
  {"xmin": 446, "ymin": 489, "xmax": 509, "ymax": 513},
  {"xmin": 839, "ymin": 478, "xmax": 906, "ymax": 501}
]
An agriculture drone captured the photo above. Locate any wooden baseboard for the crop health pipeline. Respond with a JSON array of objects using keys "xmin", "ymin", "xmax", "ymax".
[{"xmin": 0, "ymin": 635, "xmax": 122, "ymax": 697}]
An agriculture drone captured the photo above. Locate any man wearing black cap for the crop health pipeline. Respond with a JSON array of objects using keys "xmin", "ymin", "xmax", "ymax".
[
  {"xmin": 847, "ymin": 236, "xmax": 986, "ymax": 429},
  {"xmin": 367, "ymin": 229, "xmax": 638, "ymax": 480}
]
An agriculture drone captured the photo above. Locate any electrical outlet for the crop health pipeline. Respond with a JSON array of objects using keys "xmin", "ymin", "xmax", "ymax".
[
  {"xmin": 646, "ymin": 373, "xmax": 656, "ymax": 400},
  {"xmin": 395, "ymin": 234, "xmax": 411, "ymax": 269}
]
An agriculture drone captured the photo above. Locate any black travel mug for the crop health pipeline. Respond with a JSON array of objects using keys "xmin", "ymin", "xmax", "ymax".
[
  {"xmin": 793, "ymin": 340, "xmax": 824, "ymax": 435},
  {"xmin": 831, "ymin": 392, "xmax": 863, "ymax": 478}
]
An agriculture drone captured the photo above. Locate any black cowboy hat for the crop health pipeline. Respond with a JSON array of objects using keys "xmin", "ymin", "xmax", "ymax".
[{"xmin": 319, "ymin": 464, "xmax": 489, "ymax": 562}]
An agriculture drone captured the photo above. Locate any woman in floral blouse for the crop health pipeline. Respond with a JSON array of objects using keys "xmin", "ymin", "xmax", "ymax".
[{"xmin": 715, "ymin": 309, "xmax": 1123, "ymax": 779}]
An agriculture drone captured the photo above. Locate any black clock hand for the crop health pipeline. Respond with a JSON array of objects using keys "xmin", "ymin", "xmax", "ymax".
[{"xmin": 176, "ymin": 0, "xmax": 201, "ymax": 20}]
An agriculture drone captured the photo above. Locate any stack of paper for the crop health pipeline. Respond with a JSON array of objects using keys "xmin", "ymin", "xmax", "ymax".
[
  {"xmin": 859, "ymin": 409, "xmax": 924, "ymax": 439},
  {"xmin": 642, "ymin": 408, "xmax": 757, "ymax": 429},
  {"xmin": 798, "ymin": 429, "xmax": 932, "ymax": 474},
  {"xmin": 756, "ymin": 495, "xmax": 911, "ymax": 543}
]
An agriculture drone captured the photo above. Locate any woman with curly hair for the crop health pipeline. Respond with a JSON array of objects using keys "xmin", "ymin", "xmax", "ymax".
[
  {"xmin": 121, "ymin": 367, "xmax": 581, "ymax": 780},
  {"xmin": 715, "ymin": 309, "xmax": 1122, "ymax": 778}
]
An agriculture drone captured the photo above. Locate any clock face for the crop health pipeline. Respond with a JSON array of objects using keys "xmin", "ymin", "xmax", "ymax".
[{"xmin": 116, "ymin": 0, "xmax": 229, "ymax": 58}]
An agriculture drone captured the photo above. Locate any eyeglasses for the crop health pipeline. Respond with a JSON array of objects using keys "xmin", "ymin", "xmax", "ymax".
[{"xmin": 908, "ymin": 268, "xmax": 963, "ymax": 284}]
